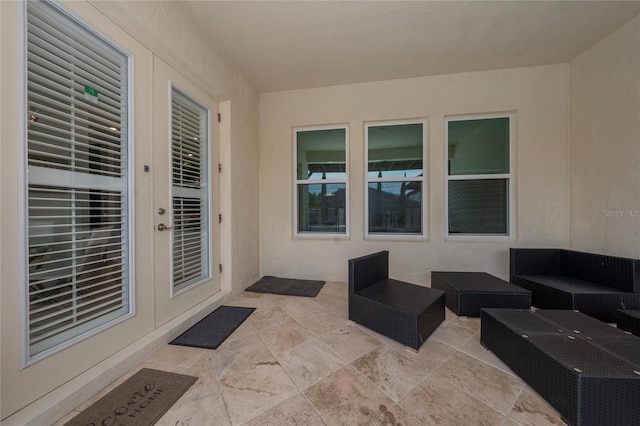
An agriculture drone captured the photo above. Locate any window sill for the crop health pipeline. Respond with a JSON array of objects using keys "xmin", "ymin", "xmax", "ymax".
[
  {"xmin": 445, "ymin": 234, "xmax": 514, "ymax": 243},
  {"xmin": 365, "ymin": 233, "xmax": 428, "ymax": 242},
  {"xmin": 294, "ymin": 232, "xmax": 350, "ymax": 241}
]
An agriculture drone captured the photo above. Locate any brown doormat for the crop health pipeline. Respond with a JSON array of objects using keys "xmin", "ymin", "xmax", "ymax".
[{"xmin": 64, "ymin": 368, "xmax": 198, "ymax": 426}]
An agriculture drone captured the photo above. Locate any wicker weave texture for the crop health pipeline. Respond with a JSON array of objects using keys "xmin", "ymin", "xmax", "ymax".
[
  {"xmin": 510, "ymin": 248, "xmax": 640, "ymax": 322},
  {"xmin": 617, "ymin": 310, "xmax": 640, "ymax": 337},
  {"xmin": 349, "ymin": 251, "xmax": 444, "ymax": 350},
  {"xmin": 431, "ymin": 271, "xmax": 530, "ymax": 317},
  {"xmin": 481, "ymin": 309, "xmax": 640, "ymax": 426}
]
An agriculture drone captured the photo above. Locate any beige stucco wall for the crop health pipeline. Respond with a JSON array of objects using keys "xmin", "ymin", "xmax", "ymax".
[
  {"xmin": 570, "ymin": 16, "xmax": 640, "ymax": 259},
  {"xmin": 1, "ymin": 0, "xmax": 259, "ymax": 421},
  {"xmin": 259, "ymin": 65, "xmax": 571, "ymax": 284}
]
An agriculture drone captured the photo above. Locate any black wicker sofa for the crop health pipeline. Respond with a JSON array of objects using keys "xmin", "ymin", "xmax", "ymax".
[
  {"xmin": 481, "ymin": 308, "xmax": 640, "ymax": 426},
  {"xmin": 510, "ymin": 248, "xmax": 640, "ymax": 322},
  {"xmin": 348, "ymin": 251, "xmax": 444, "ymax": 350}
]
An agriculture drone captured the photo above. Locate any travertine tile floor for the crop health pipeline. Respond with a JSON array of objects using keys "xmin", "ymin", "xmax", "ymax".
[{"xmin": 59, "ymin": 282, "xmax": 566, "ymax": 425}]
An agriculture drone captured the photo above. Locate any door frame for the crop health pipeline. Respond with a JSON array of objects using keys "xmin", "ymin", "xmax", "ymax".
[{"xmin": 152, "ymin": 56, "xmax": 221, "ymax": 327}]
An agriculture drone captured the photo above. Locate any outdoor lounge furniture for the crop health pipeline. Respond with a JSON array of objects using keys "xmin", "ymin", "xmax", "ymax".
[
  {"xmin": 431, "ymin": 271, "xmax": 530, "ymax": 317},
  {"xmin": 509, "ymin": 248, "xmax": 640, "ymax": 322},
  {"xmin": 617, "ymin": 309, "xmax": 640, "ymax": 337},
  {"xmin": 481, "ymin": 308, "xmax": 640, "ymax": 426},
  {"xmin": 348, "ymin": 250, "xmax": 444, "ymax": 350}
]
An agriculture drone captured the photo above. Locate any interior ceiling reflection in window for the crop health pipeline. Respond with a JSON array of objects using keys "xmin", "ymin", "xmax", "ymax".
[
  {"xmin": 296, "ymin": 128, "xmax": 346, "ymax": 180},
  {"xmin": 448, "ymin": 117, "xmax": 509, "ymax": 176},
  {"xmin": 368, "ymin": 124, "xmax": 423, "ymax": 178}
]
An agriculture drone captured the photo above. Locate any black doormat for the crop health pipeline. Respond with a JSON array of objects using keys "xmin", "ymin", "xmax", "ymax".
[
  {"xmin": 245, "ymin": 275, "xmax": 325, "ymax": 297},
  {"xmin": 170, "ymin": 305, "xmax": 255, "ymax": 350},
  {"xmin": 64, "ymin": 368, "xmax": 197, "ymax": 426}
]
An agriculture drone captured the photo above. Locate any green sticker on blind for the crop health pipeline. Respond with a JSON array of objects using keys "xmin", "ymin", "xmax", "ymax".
[{"xmin": 84, "ymin": 85, "xmax": 99, "ymax": 103}]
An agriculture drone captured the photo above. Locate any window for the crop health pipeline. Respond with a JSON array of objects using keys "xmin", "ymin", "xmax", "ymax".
[
  {"xmin": 366, "ymin": 121, "xmax": 426, "ymax": 236},
  {"xmin": 24, "ymin": 0, "xmax": 131, "ymax": 360},
  {"xmin": 446, "ymin": 114, "xmax": 512, "ymax": 237},
  {"xmin": 171, "ymin": 88, "xmax": 210, "ymax": 293},
  {"xmin": 294, "ymin": 126, "xmax": 348, "ymax": 235}
]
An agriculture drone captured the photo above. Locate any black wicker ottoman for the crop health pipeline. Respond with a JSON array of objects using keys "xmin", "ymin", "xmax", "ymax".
[
  {"xmin": 431, "ymin": 271, "xmax": 530, "ymax": 317},
  {"xmin": 481, "ymin": 309, "xmax": 640, "ymax": 426},
  {"xmin": 617, "ymin": 309, "xmax": 640, "ymax": 337}
]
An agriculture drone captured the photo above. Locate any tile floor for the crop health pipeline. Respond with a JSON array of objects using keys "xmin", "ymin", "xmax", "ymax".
[{"xmin": 58, "ymin": 282, "xmax": 567, "ymax": 425}]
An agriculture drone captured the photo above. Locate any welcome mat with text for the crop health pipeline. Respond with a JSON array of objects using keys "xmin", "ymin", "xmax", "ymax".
[{"xmin": 64, "ymin": 368, "xmax": 197, "ymax": 426}]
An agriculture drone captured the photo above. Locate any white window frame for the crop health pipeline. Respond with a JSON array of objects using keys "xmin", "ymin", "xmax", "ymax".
[
  {"xmin": 445, "ymin": 112, "xmax": 515, "ymax": 240},
  {"xmin": 293, "ymin": 124, "xmax": 349, "ymax": 238},
  {"xmin": 364, "ymin": 119, "xmax": 428, "ymax": 240},
  {"xmin": 169, "ymin": 85, "xmax": 212, "ymax": 296},
  {"xmin": 20, "ymin": 0, "xmax": 136, "ymax": 366}
]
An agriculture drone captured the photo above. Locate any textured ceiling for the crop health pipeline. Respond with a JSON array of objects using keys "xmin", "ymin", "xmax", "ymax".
[{"xmin": 185, "ymin": 1, "xmax": 640, "ymax": 93}]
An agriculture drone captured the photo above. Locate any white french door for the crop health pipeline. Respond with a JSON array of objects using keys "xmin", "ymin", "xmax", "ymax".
[{"xmin": 153, "ymin": 57, "xmax": 220, "ymax": 326}]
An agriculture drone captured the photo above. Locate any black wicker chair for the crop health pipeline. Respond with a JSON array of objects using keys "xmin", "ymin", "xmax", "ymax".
[
  {"xmin": 510, "ymin": 248, "xmax": 640, "ymax": 322},
  {"xmin": 348, "ymin": 251, "xmax": 444, "ymax": 350}
]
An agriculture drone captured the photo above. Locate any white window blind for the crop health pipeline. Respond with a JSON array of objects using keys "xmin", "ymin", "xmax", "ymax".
[
  {"xmin": 171, "ymin": 89, "xmax": 209, "ymax": 292},
  {"xmin": 25, "ymin": 0, "xmax": 130, "ymax": 359}
]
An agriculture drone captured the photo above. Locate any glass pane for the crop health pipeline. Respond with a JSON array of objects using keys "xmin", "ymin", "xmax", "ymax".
[
  {"xmin": 172, "ymin": 90, "xmax": 207, "ymax": 189},
  {"xmin": 448, "ymin": 118, "xmax": 509, "ymax": 175},
  {"xmin": 448, "ymin": 179, "xmax": 508, "ymax": 235},
  {"xmin": 28, "ymin": 186, "xmax": 125, "ymax": 353},
  {"xmin": 368, "ymin": 123, "xmax": 423, "ymax": 178},
  {"xmin": 296, "ymin": 129, "xmax": 346, "ymax": 180},
  {"xmin": 297, "ymin": 183, "xmax": 346, "ymax": 233},
  {"xmin": 171, "ymin": 89, "xmax": 209, "ymax": 291},
  {"xmin": 27, "ymin": 0, "xmax": 127, "ymax": 179},
  {"xmin": 368, "ymin": 181, "xmax": 422, "ymax": 234},
  {"xmin": 173, "ymin": 197, "xmax": 207, "ymax": 288}
]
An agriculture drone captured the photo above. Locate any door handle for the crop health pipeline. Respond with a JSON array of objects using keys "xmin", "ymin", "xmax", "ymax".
[{"xmin": 157, "ymin": 223, "xmax": 173, "ymax": 231}]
